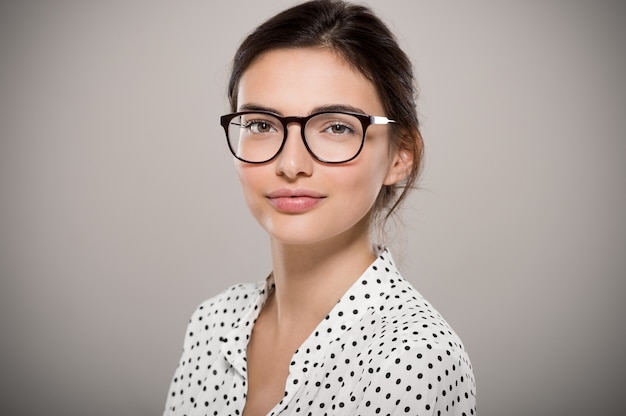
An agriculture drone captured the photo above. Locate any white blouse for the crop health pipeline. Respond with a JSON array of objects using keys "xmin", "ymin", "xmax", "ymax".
[{"xmin": 164, "ymin": 250, "xmax": 476, "ymax": 415}]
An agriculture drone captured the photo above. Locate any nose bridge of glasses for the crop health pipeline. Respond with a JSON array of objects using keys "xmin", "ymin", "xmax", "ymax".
[
  {"xmin": 280, "ymin": 115, "xmax": 311, "ymax": 144},
  {"xmin": 281, "ymin": 115, "xmax": 307, "ymax": 134}
]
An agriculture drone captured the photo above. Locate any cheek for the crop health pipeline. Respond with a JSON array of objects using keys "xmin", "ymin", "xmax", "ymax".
[
  {"xmin": 333, "ymin": 162, "xmax": 389, "ymax": 216},
  {"xmin": 235, "ymin": 165, "xmax": 264, "ymax": 216}
]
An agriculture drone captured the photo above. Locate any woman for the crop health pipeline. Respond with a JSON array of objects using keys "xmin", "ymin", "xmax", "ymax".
[{"xmin": 164, "ymin": 1, "xmax": 476, "ymax": 415}]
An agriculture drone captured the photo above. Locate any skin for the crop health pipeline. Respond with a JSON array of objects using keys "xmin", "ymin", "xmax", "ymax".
[{"xmin": 236, "ymin": 47, "xmax": 413, "ymax": 416}]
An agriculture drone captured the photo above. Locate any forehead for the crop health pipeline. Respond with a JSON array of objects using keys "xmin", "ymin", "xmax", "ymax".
[{"xmin": 236, "ymin": 48, "xmax": 384, "ymax": 115}]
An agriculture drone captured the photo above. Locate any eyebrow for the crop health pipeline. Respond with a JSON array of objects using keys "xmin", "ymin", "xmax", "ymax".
[{"xmin": 237, "ymin": 103, "xmax": 368, "ymax": 116}]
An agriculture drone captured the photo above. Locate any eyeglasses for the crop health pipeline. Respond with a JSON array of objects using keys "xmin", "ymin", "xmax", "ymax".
[{"xmin": 220, "ymin": 110, "xmax": 395, "ymax": 164}]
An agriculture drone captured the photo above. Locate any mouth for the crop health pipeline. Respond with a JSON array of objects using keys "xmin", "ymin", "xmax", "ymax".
[
  {"xmin": 266, "ymin": 188, "xmax": 326, "ymax": 199},
  {"xmin": 266, "ymin": 189, "xmax": 327, "ymax": 213}
]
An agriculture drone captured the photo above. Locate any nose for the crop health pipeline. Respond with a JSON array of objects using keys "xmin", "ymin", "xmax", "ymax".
[{"xmin": 275, "ymin": 124, "xmax": 314, "ymax": 178}]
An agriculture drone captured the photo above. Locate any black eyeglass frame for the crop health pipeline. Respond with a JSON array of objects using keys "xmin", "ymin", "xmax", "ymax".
[{"xmin": 220, "ymin": 110, "xmax": 396, "ymax": 164}]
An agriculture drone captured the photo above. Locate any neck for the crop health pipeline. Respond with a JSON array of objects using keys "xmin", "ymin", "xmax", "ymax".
[{"xmin": 267, "ymin": 222, "xmax": 376, "ymax": 332}]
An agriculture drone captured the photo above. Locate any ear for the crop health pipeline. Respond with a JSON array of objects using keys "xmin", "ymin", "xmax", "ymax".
[{"xmin": 383, "ymin": 146, "xmax": 413, "ymax": 186}]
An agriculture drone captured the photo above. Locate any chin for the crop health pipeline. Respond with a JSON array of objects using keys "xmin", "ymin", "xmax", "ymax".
[
  {"xmin": 264, "ymin": 216, "xmax": 369, "ymax": 248},
  {"xmin": 267, "ymin": 227, "xmax": 331, "ymax": 246}
]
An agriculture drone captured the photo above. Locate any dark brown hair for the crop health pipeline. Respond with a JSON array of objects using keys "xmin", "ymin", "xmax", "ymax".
[{"xmin": 228, "ymin": 0, "xmax": 424, "ymax": 226}]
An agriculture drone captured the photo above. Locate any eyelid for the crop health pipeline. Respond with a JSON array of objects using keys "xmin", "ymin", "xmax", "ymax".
[
  {"xmin": 242, "ymin": 113, "xmax": 278, "ymax": 123},
  {"xmin": 324, "ymin": 119, "xmax": 353, "ymax": 128},
  {"xmin": 316, "ymin": 118, "xmax": 358, "ymax": 135}
]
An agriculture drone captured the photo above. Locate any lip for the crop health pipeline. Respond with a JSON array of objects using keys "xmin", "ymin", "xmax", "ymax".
[{"xmin": 266, "ymin": 188, "xmax": 327, "ymax": 213}]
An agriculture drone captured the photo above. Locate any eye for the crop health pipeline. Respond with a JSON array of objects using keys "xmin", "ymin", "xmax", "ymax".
[
  {"xmin": 324, "ymin": 122, "xmax": 355, "ymax": 135},
  {"xmin": 243, "ymin": 119, "xmax": 277, "ymax": 134}
]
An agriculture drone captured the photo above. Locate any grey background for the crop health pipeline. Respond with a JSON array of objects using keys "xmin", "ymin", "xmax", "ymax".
[{"xmin": 1, "ymin": 1, "xmax": 624, "ymax": 415}]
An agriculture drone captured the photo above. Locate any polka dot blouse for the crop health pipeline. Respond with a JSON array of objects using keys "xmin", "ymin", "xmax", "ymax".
[{"xmin": 164, "ymin": 249, "xmax": 476, "ymax": 415}]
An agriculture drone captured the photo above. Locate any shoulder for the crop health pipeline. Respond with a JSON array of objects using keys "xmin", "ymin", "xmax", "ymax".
[
  {"xmin": 191, "ymin": 282, "xmax": 263, "ymax": 319},
  {"xmin": 359, "ymin": 335, "xmax": 476, "ymax": 415},
  {"xmin": 372, "ymin": 278, "xmax": 474, "ymax": 376},
  {"xmin": 347, "ymin": 256, "xmax": 476, "ymax": 413},
  {"xmin": 350, "ymin": 302, "xmax": 476, "ymax": 414},
  {"xmin": 357, "ymin": 286, "xmax": 476, "ymax": 414},
  {"xmin": 182, "ymin": 282, "xmax": 264, "ymax": 343},
  {"xmin": 367, "ymin": 290, "xmax": 473, "ymax": 368}
]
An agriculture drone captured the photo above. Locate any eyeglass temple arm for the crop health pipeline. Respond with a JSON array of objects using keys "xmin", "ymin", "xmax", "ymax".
[{"xmin": 371, "ymin": 116, "xmax": 395, "ymax": 125}]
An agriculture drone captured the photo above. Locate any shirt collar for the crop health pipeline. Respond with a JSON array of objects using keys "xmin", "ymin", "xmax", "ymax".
[
  {"xmin": 220, "ymin": 248, "xmax": 404, "ymax": 379},
  {"xmin": 291, "ymin": 248, "xmax": 402, "ymax": 360}
]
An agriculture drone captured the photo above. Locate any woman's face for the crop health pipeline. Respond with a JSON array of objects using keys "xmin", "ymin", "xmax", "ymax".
[{"xmin": 234, "ymin": 48, "xmax": 409, "ymax": 246}]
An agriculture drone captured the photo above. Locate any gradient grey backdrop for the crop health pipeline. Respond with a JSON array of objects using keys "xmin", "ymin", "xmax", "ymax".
[{"xmin": 1, "ymin": 1, "xmax": 624, "ymax": 415}]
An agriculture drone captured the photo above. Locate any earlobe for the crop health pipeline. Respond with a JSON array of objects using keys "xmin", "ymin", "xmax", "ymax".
[{"xmin": 383, "ymin": 148, "xmax": 413, "ymax": 186}]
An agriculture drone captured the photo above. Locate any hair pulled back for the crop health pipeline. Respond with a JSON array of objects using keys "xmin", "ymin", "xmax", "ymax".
[{"xmin": 228, "ymin": 0, "xmax": 423, "ymax": 226}]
